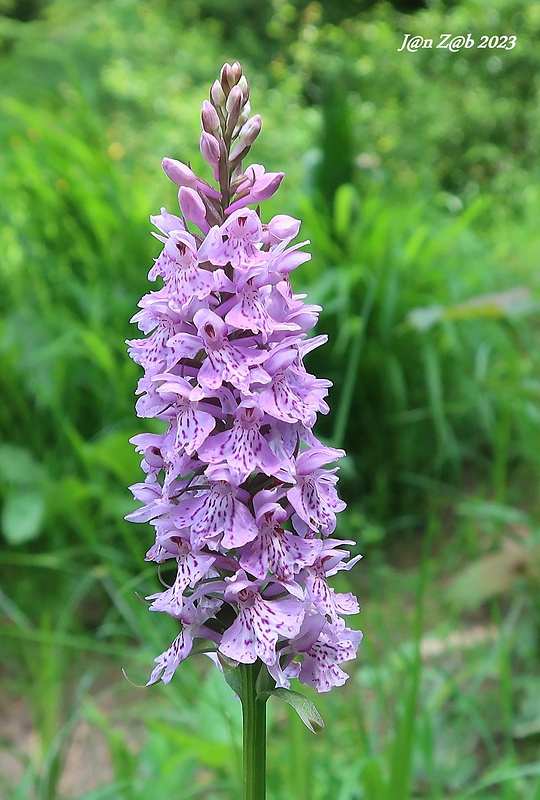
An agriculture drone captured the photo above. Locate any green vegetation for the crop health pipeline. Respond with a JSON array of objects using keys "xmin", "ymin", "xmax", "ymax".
[{"xmin": 1, "ymin": 0, "xmax": 539, "ymax": 798}]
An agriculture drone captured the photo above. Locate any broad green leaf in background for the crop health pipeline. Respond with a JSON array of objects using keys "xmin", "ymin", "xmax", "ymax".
[
  {"xmin": 407, "ymin": 288, "xmax": 536, "ymax": 332},
  {"xmin": 1, "ymin": 488, "xmax": 45, "ymax": 545}
]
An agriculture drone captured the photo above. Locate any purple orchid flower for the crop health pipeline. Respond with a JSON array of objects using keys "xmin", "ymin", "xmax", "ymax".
[{"xmin": 127, "ymin": 62, "xmax": 361, "ymax": 695}]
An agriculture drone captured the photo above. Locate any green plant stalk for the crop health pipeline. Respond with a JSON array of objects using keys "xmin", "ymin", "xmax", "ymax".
[
  {"xmin": 289, "ymin": 705, "xmax": 310, "ymax": 800},
  {"xmin": 240, "ymin": 662, "xmax": 268, "ymax": 800},
  {"xmin": 331, "ymin": 280, "xmax": 376, "ymax": 450},
  {"xmin": 386, "ymin": 512, "xmax": 434, "ymax": 800}
]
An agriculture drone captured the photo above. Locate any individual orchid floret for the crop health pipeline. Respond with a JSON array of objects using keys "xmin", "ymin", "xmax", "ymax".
[
  {"xmin": 296, "ymin": 623, "xmax": 363, "ymax": 693},
  {"xmin": 287, "ymin": 447, "xmax": 347, "ymax": 534},
  {"xmin": 146, "ymin": 539, "xmax": 216, "ymax": 617},
  {"xmin": 197, "ymin": 402, "xmax": 283, "ymax": 483},
  {"xmin": 172, "ymin": 476, "xmax": 258, "ymax": 550},
  {"xmin": 157, "ymin": 376, "xmax": 217, "ymax": 457},
  {"xmin": 239, "ymin": 498, "xmax": 323, "ymax": 582},
  {"xmin": 146, "ymin": 595, "xmax": 223, "ymax": 685},
  {"xmin": 126, "ymin": 63, "xmax": 361, "ymax": 706},
  {"xmin": 219, "ymin": 571, "xmax": 305, "ymax": 666},
  {"xmin": 198, "ymin": 208, "xmax": 267, "ymax": 269},
  {"xmin": 147, "ymin": 229, "xmax": 215, "ymax": 311}
]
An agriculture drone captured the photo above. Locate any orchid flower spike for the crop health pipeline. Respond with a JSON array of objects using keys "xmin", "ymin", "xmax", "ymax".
[{"xmin": 127, "ymin": 63, "xmax": 362, "ymax": 698}]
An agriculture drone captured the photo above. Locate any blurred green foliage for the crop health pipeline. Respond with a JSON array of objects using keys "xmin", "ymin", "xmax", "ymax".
[
  {"xmin": 281, "ymin": 0, "xmax": 540, "ymax": 204},
  {"xmin": 1, "ymin": 0, "xmax": 538, "ymax": 547},
  {"xmin": 300, "ymin": 187, "xmax": 540, "ymax": 520},
  {"xmin": 1, "ymin": 0, "xmax": 539, "ymax": 797}
]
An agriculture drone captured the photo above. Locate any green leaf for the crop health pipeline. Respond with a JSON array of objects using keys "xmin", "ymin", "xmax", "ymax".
[
  {"xmin": 408, "ymin": 288, "xmax": 535, "ymax": 332},
  {"xmin": 222, "ymin": 662, "xmax": 243, "ymax": 698},
  {"xmin": 457, "ymin": 500, "xmax": 529, "ymax": 526},
  {"xmin": 333, "ymin": 183, "xmax": 356, "ymax": 240},
  {"xmin": 255, "ymin": 663, "xmax": 275, "ymax": 695},
  {"xmin": 1, "ymin": 489, "xmax": 45, "ymax": 545},
  {"xmin": 147, "ymin": 720, "xmax": 231, "ymax": 767},
  {"xmin": 406, "ymin": 305, "xmax": 444, "ymax": 332},
  {"xmin": 0, "ymin": 445, "xmax": 43, "ymax": 486},
  {"xmin": 264, "ymin": 688, "xmax": 325, "ymax": 734},
  {"xmin": 84, "ymin": 430, "xmax": 139, "ymax": 484},
  {"xmin": 446, "ymin": 541, "xmax": 538, "ymax": 610}
]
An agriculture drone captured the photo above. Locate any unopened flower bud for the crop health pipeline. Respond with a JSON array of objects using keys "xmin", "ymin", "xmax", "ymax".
[
  {"xmin": 201, "ymin": 100, "xmax": 221, "ymax": 135},
  {"xmin": 237, "ymin": 75, "xmax": 250, "ymax": 102},
  {"xmin": 231, "ymin": 61, "xmax": 243, "ymax": 83},
  {"xmin": 210, "ymin": 79, "xmax": 226, "ymax": 109},
  {"xmin": 237, "ymin": 101, "xmax": 251, "ymax": 128},
  {"xmin": 220, "ymin": 63, "xmax": 235, "ymax": 94},
  {"xmin": 178, "ymin": 186, "xmax": 208, "ymax": 231},
  {"xmin": 226, "ymin": 85, "xmax": 243, "ymax": 117},
  {"xmin": 200, "ymin": 132, "xmax": 221, "ymax": 180},
  {"xmin": 229, "ymin": 115, "xmax": 262, "ymax": 161},
  {"xmin": 225, "ymin": 169, "xmax": 284, "ymax": 214},
  {"xmin": 251, "ymin": 171, "xmax": 284, "ymax": 202},
  {"xmin": 233, "ymin": 164, "xmax": 264, "ymax": 194},
  {"xmin": 264, "ymin": 214, "xmax": 302, "ymax": 244},
  {"xmin": 241, "ymin": 115, "xmax": 262, "ymax": 146},
  {"xmin": 200, "ymin": 131, "xmax": 221, "ymax": 164},
  {"xmin": 162, "ymin": 157, "xmax": 197, "ymax": 189}
]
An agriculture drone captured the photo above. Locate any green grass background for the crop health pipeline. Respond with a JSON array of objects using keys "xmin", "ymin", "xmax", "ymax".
[{"xmin": 1, "ymin": 0, "xmax": 540, "ymax": 797}]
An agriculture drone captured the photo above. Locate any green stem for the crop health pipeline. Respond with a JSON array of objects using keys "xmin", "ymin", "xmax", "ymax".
[{"xmin": 240, "ymin": 662, "xmax": 268, "ymax": 800}]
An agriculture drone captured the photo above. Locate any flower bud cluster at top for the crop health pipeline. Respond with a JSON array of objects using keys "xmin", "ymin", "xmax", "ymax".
[{"xmin": 127, "ymin": 62, "xmax": 362, "ymax": 693}]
